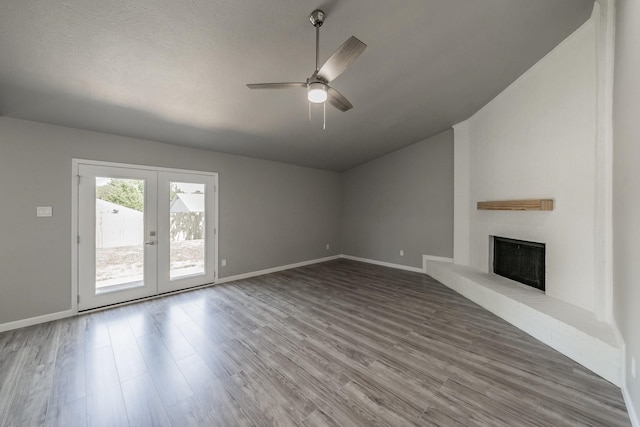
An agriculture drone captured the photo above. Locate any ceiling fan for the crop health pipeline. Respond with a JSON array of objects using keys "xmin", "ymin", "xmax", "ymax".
[{"xmin": 247, "ymin": 9, "xmax": 367, "ymax": 115}]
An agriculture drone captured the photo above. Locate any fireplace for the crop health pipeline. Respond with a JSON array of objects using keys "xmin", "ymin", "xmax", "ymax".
[{"xmin": 492, "ymin": 236, "xmax": 545, "ymax": 291}]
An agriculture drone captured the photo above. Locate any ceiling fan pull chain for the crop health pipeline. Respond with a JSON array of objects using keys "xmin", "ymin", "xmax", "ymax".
[
  {"xmin": 309, "ymin": 101, "xmax": 311, "ymax": 122},
  {"xmin": 323, "ymin": 102, "xmax": 326, "ymax": 130}
]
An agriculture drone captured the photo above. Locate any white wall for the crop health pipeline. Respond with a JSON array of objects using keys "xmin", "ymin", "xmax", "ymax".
[
  {"xmin": 454, "ymin": 18, "xmax": 598, "ymax": 312},
  {"xmin": 613, "ymin": 0, "xmax": 640, "ymax": 419},
  {"xmin": 340, "ymin": 130, "xmax": 454, "ymax": 268},
  {"xmin": 0, "ymin": 117, "xmax": 341, "ymax": 325}
]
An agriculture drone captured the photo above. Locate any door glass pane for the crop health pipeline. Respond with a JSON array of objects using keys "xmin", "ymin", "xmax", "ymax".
[
  {"xmin": 169, "ymin": 182, "xmax": 205, "ymax": 279},
  {"xmin": 95, "ymin": 177, "xmax": 145, "ymax": 293}
]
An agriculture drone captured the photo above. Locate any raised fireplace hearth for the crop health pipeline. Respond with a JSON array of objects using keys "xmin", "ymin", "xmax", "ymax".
[{"xmin": 492, "ymin": 236, "xmax": 545, "ymax": 291}]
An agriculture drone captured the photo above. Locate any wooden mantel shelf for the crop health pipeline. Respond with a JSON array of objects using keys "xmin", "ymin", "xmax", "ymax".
[{"xmin": 477, "ymin": 199, "xmax": 554, "ymax": 211}]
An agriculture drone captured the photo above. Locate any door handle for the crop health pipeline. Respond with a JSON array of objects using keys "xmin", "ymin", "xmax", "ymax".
[{"xmin": 145, "ymin": 241, "xmax": 156, "ymax": 245}]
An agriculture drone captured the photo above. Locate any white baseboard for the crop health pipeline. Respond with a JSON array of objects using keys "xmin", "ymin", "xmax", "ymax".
[
  {"xmin": 216, "ymin": 255, "xmax": 340, "ymax": 284},
  {"xmin": 422, "ymin": 254, "xmax": 453, "ymax": 272},
  {"xmin": 339, "ymin": 255, "xmax": 423, "ymax": 273},
  {"xmin": 622, "ymin": 384, "xmax": 639, "ymax": 427},
  {"xmin": 611, "ymin": 320, "xmax": 627, "ymax": 381},
  {"xmin": 612, "ymin": 321, "xmax": 640, "ymax": 427},
  {"xmin": 217, "ymin": 253, "xmax": 431, "ymax": 284},
  {"xmin": 0, "ymin": 309, "xmax": 75, "ymax": 333}
]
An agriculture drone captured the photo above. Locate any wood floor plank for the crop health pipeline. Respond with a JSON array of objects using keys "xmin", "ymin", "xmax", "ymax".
[
  {"xmin": 84, "ymin": 346, "xmax": 129, "ymax": 427},
  {"xmin": 0, "ymin": 259, "xmax": 631, "ymax": 426},
  {"xmin": 0, "ymin": 349, "xmax": 24, "ymax": 425},
  {"xmin": 165, "ymin": 395, "xmax": 219, "ymax": 427},
  {"xmin": 175, "ymin": 354, "xmax": 254, "ymax": 426},
  {"xmin": 46, "ymin": 318, "xmax": 87, "ymax": 410},
  {"xmin": 301, "ymin": 407, "xmax": 341, "ymax": 427},
  {"xmin": 3, "ymin": 321, "xmax": 60, "ymax": 426},
  {"xmin": 44, "ymin": 398, "xmax": 87, "ymax": 427},
  {"xmin": 340, "ymin": 379, "xmax": 422, "ymax": 427},
  {"xmin": 134, "ymin": 332, "xmax": 194, "ymax": 407},
  {"xmin": 82, "ymin": 314, "xmax": 111, "ymax": 351},
  {"xmin": 173, "ymin": 315, "xmax": 243, "ymax": 379},
  {"xmin": 106, "ymin": 315, "xmax": 148, "ymax": 383},
  {"xmin": 121, "ymin": 374, "xmax": 172, "ymax": 427}
]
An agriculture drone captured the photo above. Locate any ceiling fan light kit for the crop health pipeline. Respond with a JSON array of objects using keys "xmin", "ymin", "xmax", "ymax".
[
  {"xmin": 247, "ymin": 9, "xmax": 367, "ymax": 127},
  {"xmin": 307, "ymin": 82, "xmax": 328, "ymax": 103}
]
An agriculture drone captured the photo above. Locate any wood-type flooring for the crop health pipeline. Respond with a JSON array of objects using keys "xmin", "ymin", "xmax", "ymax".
[{"xmin": 0, "ymin": 260, "xmax": 631, "ymax": 426}]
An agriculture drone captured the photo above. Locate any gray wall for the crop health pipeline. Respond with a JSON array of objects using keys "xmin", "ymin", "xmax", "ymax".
[
  {"xmin": 0, "ymin": 117, "xmax": 341, "ymax": 324},
  {"xmin": 613, "ymin": 0, "xmax": 640, "ymax": 413},
  {"xmin": 340, "ymin": 130, "xmax": 454, "ymax": 268}
]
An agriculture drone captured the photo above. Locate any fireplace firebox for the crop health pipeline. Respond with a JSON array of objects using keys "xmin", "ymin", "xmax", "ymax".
[{"xmin": 492, "ymin": 236, "xmax": 545, "ymax": 291}]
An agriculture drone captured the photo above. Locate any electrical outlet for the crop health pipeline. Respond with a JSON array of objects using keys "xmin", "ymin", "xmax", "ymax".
[
  {"xmin": 632, "ymin": 356, "xmax": 637, "ymax": 379},
  {"xmin": 221, "ymin": 259, "xmax": 227, "ymax": 267},
  {"xmin": 326, "ymin": 243, "xmax": 330, "ymax": 250},
  {"xmin": 400, "ymin": 250, "xmax": 404, "ymax": 256}
]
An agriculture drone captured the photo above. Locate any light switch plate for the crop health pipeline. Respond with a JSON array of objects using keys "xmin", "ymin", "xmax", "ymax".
[{"xmin": 37, "ymin": 206, "xmax": 52, "ymax": 217}]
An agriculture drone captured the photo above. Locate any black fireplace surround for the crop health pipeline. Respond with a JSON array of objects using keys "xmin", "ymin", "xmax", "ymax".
[{"xmin": 493, "ymin": 236, "xmax": 545, "ymax": 291}]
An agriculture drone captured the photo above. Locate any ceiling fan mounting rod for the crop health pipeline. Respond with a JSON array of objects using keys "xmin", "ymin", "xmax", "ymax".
[
  {"xmin": 309, "ymin": 10, "xmax": 325, "ymax": 71},
  {"xmin": 316, "ymin": 25, "xmax": 320, "ymax": 71}
]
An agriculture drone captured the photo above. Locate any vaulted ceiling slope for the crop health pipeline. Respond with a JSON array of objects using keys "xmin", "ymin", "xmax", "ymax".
[{"xmin": 0, "ymin": 1, "xmax": 593, "ymax": 171}]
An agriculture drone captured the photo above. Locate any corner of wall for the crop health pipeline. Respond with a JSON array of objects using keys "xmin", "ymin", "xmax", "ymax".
[
  {"xmin": 592, "ymin": 0, "xmax": 616, "ymax": 323},
  {"xmin": 612, "ymin": 318, "xmax": 640, "ymax": 427},
  {"xmin": 453, "ymin": 120, "xmax": 471, "ymax": 266}
]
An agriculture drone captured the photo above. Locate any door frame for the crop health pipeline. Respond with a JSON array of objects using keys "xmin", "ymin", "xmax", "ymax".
[{"xmin": 71, "ymin": 159, "xmax": 219, "ymax": 313}]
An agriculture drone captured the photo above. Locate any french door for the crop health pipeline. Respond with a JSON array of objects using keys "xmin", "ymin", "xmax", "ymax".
[{"xmin": 76, "ymin": 162, "xmax": 217, "ymax": 311}]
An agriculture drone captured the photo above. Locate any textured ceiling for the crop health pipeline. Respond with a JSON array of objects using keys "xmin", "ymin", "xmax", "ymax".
[{"xmin": 0, "ymin": 0, "xmax": 593, "ymax": 171}]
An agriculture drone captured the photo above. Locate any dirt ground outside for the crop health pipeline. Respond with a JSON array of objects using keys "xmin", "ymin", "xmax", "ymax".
[{"xmin": 96, "ymin": 239, "xmax": 204, "ymax": 285}]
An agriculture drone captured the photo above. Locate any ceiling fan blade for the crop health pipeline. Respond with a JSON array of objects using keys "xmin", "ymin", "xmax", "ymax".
[
  {"xmin": 317, "ymin": 36, "xmax": 367, "ymax": 83},
  {"xmin": 327, "ymin": 86, "xmax": 353, "ymax": 112},
  {"xmin": 247, "ymin": 82, "xmax": 307, "ymax": 89}
]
